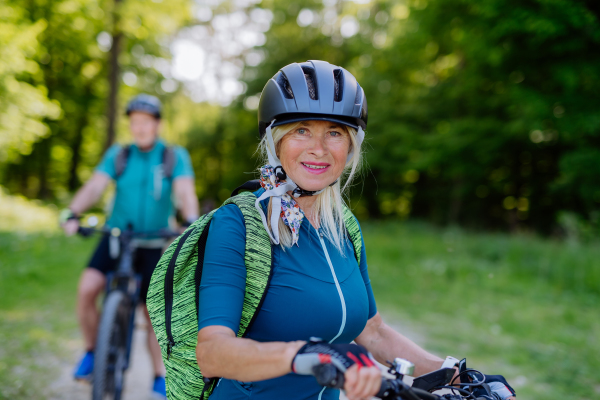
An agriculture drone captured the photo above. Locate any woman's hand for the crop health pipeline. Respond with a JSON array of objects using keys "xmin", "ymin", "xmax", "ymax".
[
  {"xmin": 343, "ymin": 363, "xmax": 381, "ymax": 400},
  {"xmin": 292, "ymin": 340, "xmax": 381, "ymax": 399}
]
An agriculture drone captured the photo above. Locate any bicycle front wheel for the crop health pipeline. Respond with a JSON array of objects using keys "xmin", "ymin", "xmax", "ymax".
[{"xmin": 92, "ymin": 290, "xmax": 131, "ymax": 400}]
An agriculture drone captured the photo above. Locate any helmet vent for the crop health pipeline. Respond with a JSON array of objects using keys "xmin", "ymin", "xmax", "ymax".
[
  {"xmin": 333, "ymin": 69, "xmax": 344, "ymax": 102},
  {"xmin": 302, "ymin": 67, "xmax": 318, "ymax": 100},
  {"xmin": 276, "ymin": 72, "xmax": 294, "ymax": 99},
  {"xmin": 354, "ymin": 83, "xmax": 363, "ymax": 105}
]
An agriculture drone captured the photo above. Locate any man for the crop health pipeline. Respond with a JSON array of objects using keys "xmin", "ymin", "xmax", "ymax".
[{"xmin": 61, "ymin": 94, "xmax": 199, "ymax": 398}]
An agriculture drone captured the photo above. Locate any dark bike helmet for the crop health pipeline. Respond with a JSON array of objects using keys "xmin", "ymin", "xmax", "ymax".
[
  {"xmin": 257, "ymin": 60, "xmax": 368, "ymax": 136},
  {"xmin": 126, "ymin": 94, "xmax": 162, "ymax": 119}
]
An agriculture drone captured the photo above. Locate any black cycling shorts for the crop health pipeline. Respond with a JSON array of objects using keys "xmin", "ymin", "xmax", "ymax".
[{"xmin": 87, "ymin": 235, "xmax": 163, "ymax": 303}]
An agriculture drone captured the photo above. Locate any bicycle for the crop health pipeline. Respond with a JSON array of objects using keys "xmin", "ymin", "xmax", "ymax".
[
  {"xmin": 313, "ymin": 358, "xmax": 504, "ymax": 400},
  {"xmin": 78, "ymin": 224, "xmax": 177, "ymax": 400}
]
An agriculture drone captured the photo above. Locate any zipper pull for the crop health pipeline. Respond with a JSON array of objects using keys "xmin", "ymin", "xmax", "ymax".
[{"xmin": 167, "ymin": 340, "xmax": 175, "ymax": 360}]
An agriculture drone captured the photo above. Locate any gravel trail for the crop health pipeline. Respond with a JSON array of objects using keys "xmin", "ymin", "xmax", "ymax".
[
  {"xmin": 49, "ymin": 310, "xmax": 155, "ymax": 400},
  {"xmin": 49, "ymin": 312, "xmax": 428, "ymax": 400}
]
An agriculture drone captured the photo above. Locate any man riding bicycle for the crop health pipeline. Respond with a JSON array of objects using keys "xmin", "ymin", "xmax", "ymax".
[{"xmin": 61, "ymin": 94, "xmax": 199, "ymax": 399}]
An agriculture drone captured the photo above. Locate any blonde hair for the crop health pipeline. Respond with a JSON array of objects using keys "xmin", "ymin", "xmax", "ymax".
[{"xmin": 258, "ymin": 121, "xmax": 363, "ymax": 253}]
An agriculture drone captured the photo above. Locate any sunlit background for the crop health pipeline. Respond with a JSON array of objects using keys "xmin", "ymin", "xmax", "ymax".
[
  {"xmin": 1, "ymin": 0, "xmax": 599, "ymax": 399},
  {"xmin": 3, "ymin": 0, "xmax": 600, "ymax": 235}
]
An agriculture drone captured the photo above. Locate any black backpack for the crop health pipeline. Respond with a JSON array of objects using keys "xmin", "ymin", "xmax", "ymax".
[{"xmin": 114, "ymin": 144, "xmax": 176, "ymax": 178}]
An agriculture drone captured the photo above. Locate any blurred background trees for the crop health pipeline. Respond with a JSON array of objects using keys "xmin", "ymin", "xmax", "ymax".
[
  {"xmin": 1, "ymin": 0, "xmax": 599, "ymax": 235},
  {"xmin": 0, "ymin": 0, "xmax": 190, "ymax": 200}
]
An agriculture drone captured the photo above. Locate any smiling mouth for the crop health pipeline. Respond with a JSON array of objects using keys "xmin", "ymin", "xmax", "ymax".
[{"xmin": 301, "ymin": 162, "xmax": 329, "ymax": 170}]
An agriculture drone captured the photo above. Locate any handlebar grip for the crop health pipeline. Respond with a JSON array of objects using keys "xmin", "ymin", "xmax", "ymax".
[
  {"xmin": 77, "ymin": 226, "xmax": 94, "ymax": 237},
  {"xmin": 376, "ymin": 378, "xmax": 395, "ymax": 398},
  {"xmin": 377, "ymin": 380, "xmax": 438, "ymax": 400},
  {"xmin": 313, "ymin": 364, "xmax": 441, "ymax": 400},
  {"xmin": 312, "ymin": 364, "xmax": 345, "ymax": 389}
]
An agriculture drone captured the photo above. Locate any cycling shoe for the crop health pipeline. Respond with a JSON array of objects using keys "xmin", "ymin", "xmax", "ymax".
[
  {"xmin": 152, "ymin": 376, "xmax": 167, "ymax": 399},
  {"xmin": 73, "ymin": 351, "xmax": 94, "ymax": 381}
]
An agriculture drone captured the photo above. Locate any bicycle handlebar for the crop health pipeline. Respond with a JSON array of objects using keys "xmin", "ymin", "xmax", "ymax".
[
  {"xmin": 313, "ymin": 364, "xmax": 440, "ymax": 400},
  {"xmin": 312, "ymin": 363, "xmax": 488, "ymax": 400},
  {"xmin": 77, "ymin": 226, "xmax": 179, "ymax": 239}
]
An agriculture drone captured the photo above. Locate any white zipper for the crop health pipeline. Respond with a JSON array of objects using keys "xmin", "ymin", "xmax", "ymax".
[
  {"xmin": 318, "ymin": 229, "xmax": 347, "ymax": 400},
  {"xmin": 318, "ymin": 229, "xmax": 347, "ymax": 344}
]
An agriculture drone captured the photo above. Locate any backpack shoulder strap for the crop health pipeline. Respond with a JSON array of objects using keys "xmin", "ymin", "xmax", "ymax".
[
  {"xmin": 231, "ymin": 179, "xmax": 261, "ymax": 197},
  {"xmin": 223, "ymin": 191, "xmax": 273, "ymax": 338},
  {"xmin": 162, "ymin": 145, "xmax": 177, "ymax": 179},
  {"xmin": 342, "ymin": 205, "xmax": 362, "ymax": 266},
  {"xmin": 114, "ymin": 144, "xmax": 132, "ymax": 178},
  {"xmin": 197, "ymin": 193, "xmax": 272, "ymax": 400}
]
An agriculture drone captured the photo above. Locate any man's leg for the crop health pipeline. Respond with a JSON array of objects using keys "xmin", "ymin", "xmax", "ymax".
[
  {"xmin": 77, "ymin": 268, "xmax": 106, "ymax": 350},
  {"xmin": 73, "ymin": 267, "xmax": 106, "ymax": 380},
  {"xmin": 137, "ymin": 246, "xmax": 167, "ymax": 397},
  {"xmin": 143, "ymin": 305, "xmax": 166, "ymax": 377}
]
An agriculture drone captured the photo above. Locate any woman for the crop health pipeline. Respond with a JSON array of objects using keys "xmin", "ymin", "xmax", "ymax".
[{"xmin": 196, "ymin": 61, "xmax": 515, "ymax": 400}]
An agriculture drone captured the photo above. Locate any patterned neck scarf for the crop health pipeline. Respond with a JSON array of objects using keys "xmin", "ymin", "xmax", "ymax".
[{"xmin": 257, "ymin": 165, "xmax": 304, "ymax": 246}]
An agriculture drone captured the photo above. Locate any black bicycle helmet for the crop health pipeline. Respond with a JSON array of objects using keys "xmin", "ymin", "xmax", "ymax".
[
  {"xmin": 257, "ymin": 60, "xmax": 368, "ymax": 136},
  {"xmin": 126, "ymin": 94, "xmax": 162, "ymax": 119}
]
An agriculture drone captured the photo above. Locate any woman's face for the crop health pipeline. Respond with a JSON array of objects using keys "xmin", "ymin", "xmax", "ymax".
[{"xmin": 279, "ymin": 120, "xmax": 351, "ymax": 191}]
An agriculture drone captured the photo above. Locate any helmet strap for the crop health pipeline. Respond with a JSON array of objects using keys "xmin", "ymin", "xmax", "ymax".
[
  {"xmin": 265, "ymin": 120, "xmax": 280, "ymax": 167},
  {"xmin": 346, "ymin": 126, "xmax": 365, "ymax": 163}
]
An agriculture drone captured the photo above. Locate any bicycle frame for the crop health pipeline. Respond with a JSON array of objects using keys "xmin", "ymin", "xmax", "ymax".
[
  {"xmin": 79, "ymin": 224, "xmax": 177, "ymax": 400},
  {"xmin": 103, "ymin": 229, "xmax": 142, "ymax": 372}
]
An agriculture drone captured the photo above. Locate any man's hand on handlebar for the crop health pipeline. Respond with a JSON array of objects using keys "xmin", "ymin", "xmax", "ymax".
[
  {"xmin": 59, "ymin": 208, "xmax": 80, "ymax": 236},
  {"xmin": 62, "ymin": 218, "xmax": 80, "ymax": 236}
]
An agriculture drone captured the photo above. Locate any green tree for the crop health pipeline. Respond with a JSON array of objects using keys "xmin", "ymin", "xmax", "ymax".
[
  {"xmin": 228, "ymin": 0, "xmax": 600, "ymax": 232},
  {"xmin": 361, "ymin": 0, "xmax": 600, "ymax": 232},
  {"xmin": 0, "ymin": 4, "xmax": 60, "ymax": 163},
  {"xmin": 1, "ymin": 0, "xmax": 191, "ymax": 199}
]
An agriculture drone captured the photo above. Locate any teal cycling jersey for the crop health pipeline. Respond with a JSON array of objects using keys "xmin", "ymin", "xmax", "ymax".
[
  {"xmin": 198, "ymin": 190, "xmax": 377, "ymax": 400},
  {"xmin": 96, "ymin": 139, "xmax": 194, "ymax": 232}
]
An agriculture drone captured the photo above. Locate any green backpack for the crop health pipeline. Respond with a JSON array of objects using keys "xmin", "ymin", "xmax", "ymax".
[{"xmin": 147, "ymin": 190, "xmax": 363, "ymax": 400}]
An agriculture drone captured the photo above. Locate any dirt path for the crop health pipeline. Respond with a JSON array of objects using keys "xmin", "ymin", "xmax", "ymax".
[
  {"xmin": 49, "ymin": 311, "xmax": 155, "ymax": 400},
  {"xmin": 48, "ymin": 312, "xmax": 427, "ymax": 400}
]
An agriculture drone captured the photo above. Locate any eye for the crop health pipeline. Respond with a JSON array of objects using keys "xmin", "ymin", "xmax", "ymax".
[
  {"xmin": 329, "ymin": 130, "xmax": 342, "ymax": 137},
  {"xmin": 297, "ymin": 128, "xmax": 307, "ymax": 135}
]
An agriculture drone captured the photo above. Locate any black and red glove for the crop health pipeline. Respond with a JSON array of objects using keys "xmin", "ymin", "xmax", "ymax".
[{"xmin": 292, "ymin": 339, "xmax": 376, "ymax": 376}]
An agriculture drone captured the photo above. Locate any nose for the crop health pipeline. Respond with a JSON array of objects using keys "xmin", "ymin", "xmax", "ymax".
[{"xmin": 307, "ymin": 134, "xmax": 327, "ymax": 157}]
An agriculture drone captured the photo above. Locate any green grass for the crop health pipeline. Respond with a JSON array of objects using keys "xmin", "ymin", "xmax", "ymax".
[
  {"xmin": 0, "ymin": 232, "xmax": 95, "ymax": 399},
  {"xmin": 362, "ymin": 221, "xmax": 600, "ymax": 400},
  {"xmin": 1, "ymin": 222, "xmax": 599, "ymax": 399}
]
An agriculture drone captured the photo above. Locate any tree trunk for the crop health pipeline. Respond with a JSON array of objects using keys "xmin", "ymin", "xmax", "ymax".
[
  {"xmin": 105, "ymin": 0, "xmax": 123, "ymax": 150},
  {"xmin": 68, "ymin": 86, "xmax": 92, "ymax": 191},
  {"xmin": 448, "ymin": 177, "xmax": 464, "ymax": 224},
  {"xmin": 37, "ymin": 136, "xmax": 52, "ymax": 199}
]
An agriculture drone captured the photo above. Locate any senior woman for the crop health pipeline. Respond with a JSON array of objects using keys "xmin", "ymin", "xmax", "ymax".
[{"xmin": 195, "ymin": 61, "xmax": 515, "ymax": 400}]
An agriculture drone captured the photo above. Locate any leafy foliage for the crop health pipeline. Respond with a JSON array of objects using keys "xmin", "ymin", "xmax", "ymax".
[
  {"xmin": 198, "ymin": 0, "xmax": 600, "ymax": 232},
  {"xmin": 0, "ymin": 0, "xmax": 191, "ymax": 199},
  {"xmin": 0, "ymin": 5, "xmax": 60, "ymax": 162},
  {"xmin": 1, "ymin": 0, "xmax": 600, "ymax": 233}
]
